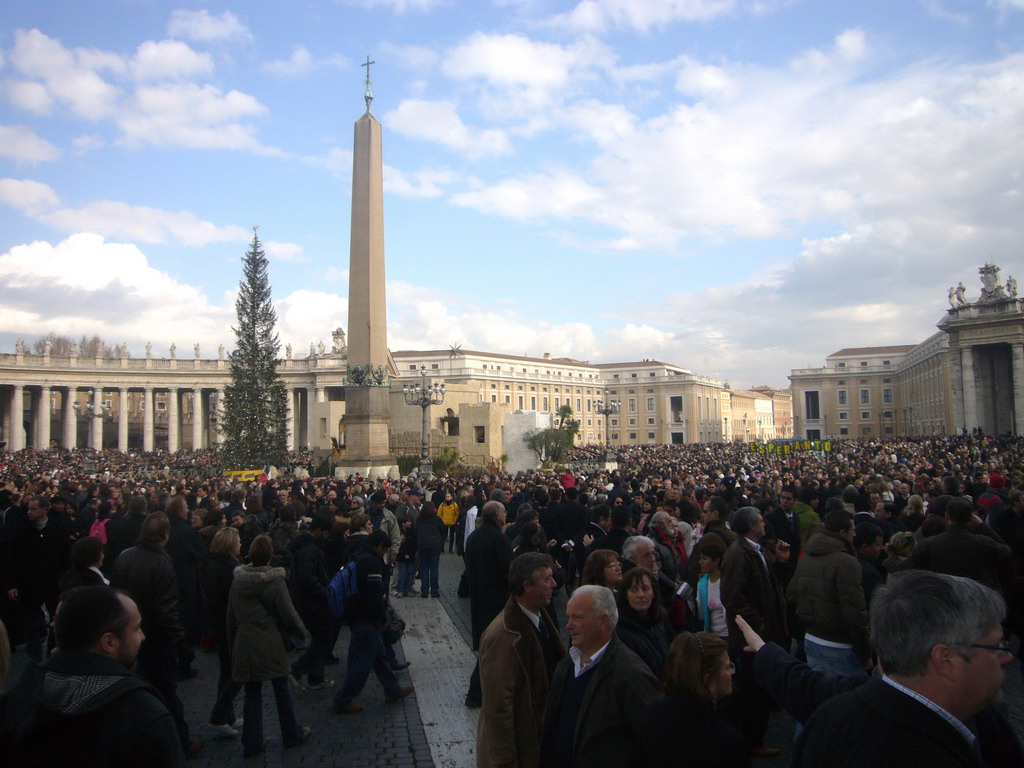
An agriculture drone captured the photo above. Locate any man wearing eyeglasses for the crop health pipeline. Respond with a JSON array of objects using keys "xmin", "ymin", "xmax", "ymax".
[{"xmin": 793, "ymin": 571, "xmax": 1021, "ymax": 768}]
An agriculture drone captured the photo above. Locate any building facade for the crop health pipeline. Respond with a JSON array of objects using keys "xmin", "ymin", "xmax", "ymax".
[{"xmin": 790, "ymin": 263, "xmax": 1023, "ymax": 439}]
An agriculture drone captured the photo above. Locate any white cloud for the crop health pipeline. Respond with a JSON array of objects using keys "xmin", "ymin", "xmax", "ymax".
[
  {"xmin": 342, "ymin": 0, "xmax": 444, "ymax": 13},
  {"xmin": 552, "ymin": 0, "xmax": 738, "ymax": 32},
  {"xmin": 265, "ymin": 241, "xmax": 308, "ymax": 262},
  {"xmin": 452, "ymin": 170, "xmax": 601, "ymax": 220},
  {"xmin": 379, "ymin": 43, "xmax": 439, "ymax": 72},
  {"xmin": 277, "ymin": 291, "xmax": 348, "ymax": 349},
  {"xmin": 385, "ymin": 99, "xmax": 511, "ymax": 158},
  {"xmin": 0, "ymin": 178, "xmax": 60, "ymax": 214},
  {"xmin": 119, "ymin": 83, "xmax": 267, "ymax": 150},
  {"xmin": 167, "ymin": 10, "xmax": 252, "ymax": 43},
  {"xmin": 0, "ymin": 181, "xmax": 251, "ymax": 246},
  {"xmin": 263, "ymin": 46, "xmax": 315, "ymax": 77},
  {"xmin": 0, "ymin": 125, "xmax": 60, "ymax": 163},
  {"xmin": 7, "ymin": 29, "xmax": 123, "ymax": 120},
  {"xmin": 384, "ymin": 165, "xmax": 458, "ymax": 198},
  {"xmin": 131, "ymin": 40, "xmax": 213, "ymax": 81},
  {"xmin": 0, "ymin": 234, "xmax": 233, "ymax": 347}
]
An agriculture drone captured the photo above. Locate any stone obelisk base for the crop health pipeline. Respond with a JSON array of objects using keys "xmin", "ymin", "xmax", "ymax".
[{"xmin": 336, "ymin": 387, "xmax": 397, "ymax": 480}]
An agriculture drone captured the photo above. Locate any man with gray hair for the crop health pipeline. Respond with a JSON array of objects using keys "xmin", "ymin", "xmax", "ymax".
[
  {"xmin": 793, "ymin": 571, "xmax": 1019, "ymax": 767},
  {"xmin": 539, "ymin": 585, "xmax": 661, "ymax": 768}
]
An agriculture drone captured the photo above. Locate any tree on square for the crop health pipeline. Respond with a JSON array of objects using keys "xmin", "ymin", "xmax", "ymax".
[{"xmin": 220, "ymin": 228, "xmax": 288, "ymax": 470}]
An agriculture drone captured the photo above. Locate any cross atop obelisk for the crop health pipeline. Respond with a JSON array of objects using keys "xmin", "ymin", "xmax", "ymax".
[{"xmin": 362, "ymin": 55, "xmax": 375, "ymax": 112}]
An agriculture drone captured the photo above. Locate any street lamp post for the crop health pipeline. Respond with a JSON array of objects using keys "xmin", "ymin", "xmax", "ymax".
[
  {"xmin": 402, "ymin": 366, "xmax": 445, "ymax": 477},
  {"xmin": 594, "ymin": 391, "xmax": 620, "ymax": 448}
]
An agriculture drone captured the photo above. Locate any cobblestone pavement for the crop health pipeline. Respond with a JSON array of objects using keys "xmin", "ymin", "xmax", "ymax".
[{"xmin": 7, "ymin": 551, "xmax": 1024, "ymax": 767}]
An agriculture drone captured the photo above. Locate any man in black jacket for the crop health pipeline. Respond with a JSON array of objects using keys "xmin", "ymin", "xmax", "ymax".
[
  {"xmin": 289, "ymin": 515, "xmax": 334, "ymax": 690},
  {"xmin": 0, "ymin": 585, "xmax": 186, "ymax": 767},
  {"xmin": 104, "ymin": 494, "xmax": 149, "ymax": 573},
  {"xmin": 165, "ymin": 495, "xmax": 205, "ymax": 677},
  {"xmin": 331, "ymin": 530, "xmax": 413, "ymax": 714},
  {"xmin": 111, "ymin": 512, "xmax": 202, "ymax": 758},
  {"xmin": 5, "ymin": 495, "xmax": 69, "ymax": 662},
  {"xmin": 464, "ymin": 501, "xmax": 513, "ymax": 708}
]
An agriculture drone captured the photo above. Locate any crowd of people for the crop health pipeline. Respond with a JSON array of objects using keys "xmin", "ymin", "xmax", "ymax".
[{"xmin": 0, "ymin": 434, "xmax": 1020, "ymax": 766}]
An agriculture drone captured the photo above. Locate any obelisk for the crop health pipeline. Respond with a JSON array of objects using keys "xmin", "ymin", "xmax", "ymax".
[{"xmin": 339, "ymin": 57, "xmax": 395, "ymax": 478}]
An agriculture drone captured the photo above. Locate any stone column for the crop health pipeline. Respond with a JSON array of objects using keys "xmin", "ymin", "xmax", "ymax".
[
  {"xmin": 118, "ymin": 389, "xmax": 129, "ymax": 452},
  {"xmin": 1013, "ymin": 343, "xmax": 1024, "ymax": 436},
  {"xmin": 306, "ymin": 387, "xmax": 318, "ymax": 448},
  {"xmin": 91, "ymin": 388, "xmax": 103, "ymax": 449},
  {"xmin": 214, "ymin": 388, "xmax": 224, "ymax": 446},
  {"xmin": 167, "ymin": 387, "xmax": 179, "ymax": 452},
  {"xmin": 286, "ymin": 388, "xmax": 295, "ymax": 450},
  {"xmin": 962, "ymin": 347, "xmax": 978, "ymax": 434},
  {"xmin": 9, "ymin": 385, "xmax": 24, "ymax": 451},
  {"xmin": 143, "ymin": 386, "xmax": 154, "ymax": 451},
  {"xmin": 191, "ymin": 389, "xmax": 203, "ymax": 450},
  {"xmin": 63, "ymin": 387, "xmax": 77, "ymax": 449},
  {"xmin": 37, "ymin": 385, "xmax": 51, "ymax": 448}
]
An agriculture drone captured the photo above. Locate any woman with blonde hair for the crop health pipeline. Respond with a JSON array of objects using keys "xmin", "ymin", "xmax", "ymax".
[{"xmin": 642, "ymin": 632, "xmax": 750, "ymax": 767}]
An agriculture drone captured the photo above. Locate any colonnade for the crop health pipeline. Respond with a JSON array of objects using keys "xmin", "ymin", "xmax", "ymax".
[
  {"xmin": 0, "ymin": 384, "xmax": 223, "ymax": 452},
  {"xmin": 1, "ymin": 382, "xmax": 331, "ymax": 453}
]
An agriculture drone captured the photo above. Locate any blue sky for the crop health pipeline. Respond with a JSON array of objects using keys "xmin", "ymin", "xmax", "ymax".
[{"xmin": 1, "ymin": 0, "xmax": 1022, "ymax": 388}]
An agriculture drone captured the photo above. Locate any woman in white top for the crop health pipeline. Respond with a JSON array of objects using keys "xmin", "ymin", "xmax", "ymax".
[{"xmin": 696, "ymin": 535, "xmax": 728, "ymax": 639}]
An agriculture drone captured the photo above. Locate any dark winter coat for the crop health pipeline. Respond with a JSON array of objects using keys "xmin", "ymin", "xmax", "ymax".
[
  {"xmin": 466, "ymin": 516, "xmax": 514, "ymax": 649},
  {"xmin": 111, "ymin": 541, "xmax": 185, "ymax": 648},
  {"xmin": 786, "ymin": 531, "xmax": 869, "ymax": 661},
  {"xmin": 540, "ymin": 636, "xmax": 662, "ymax": 768},
  {"xmin": 614, "ymin": 611, "xmax": 674, "ymax": 680},
  {"xmin": 228, "ymin": 565, "xmax": 308, "ymax": 682},
  {"xmin": 0, "ymin": 650, "xmax": 185, "ymax": 768},
  {"xmin": 202, "ymin": 553, "xmax": 240, "ymax": 641},
  {"xmin": 5, "ymin": 520, "xmax": 70, "ymax": 606},
  {"xmin": 721, "ymin": 536, "xmax": 788, "ymax": 650},
  {"xmin": 104, "ymin": 512, "xmax": 147, "ymax": 572},
  {"xmin": 415, "ymin": 513, "xmax": 447, "ymax": 558},
  {"xmin": 642, "ymin": 694, "xmax": 751, "ymax": 768},
  {"xmin": 287, "ymin": 531, "xmax": 331, "ymax": 631}
]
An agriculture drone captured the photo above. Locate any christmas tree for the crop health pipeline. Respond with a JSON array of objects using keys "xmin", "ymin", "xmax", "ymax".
[{"xmin": 220, "ymin": 228, "xmax": 288, "ymax": 469}]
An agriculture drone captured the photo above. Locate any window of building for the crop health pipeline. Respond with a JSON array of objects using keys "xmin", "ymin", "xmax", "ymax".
[
  {"xmin": 646, "ymin": 388, "xmax": 654, "ymax": 393},
  {"xmin": 884, "ymin": 427, "xmax": 894, "ymax": 435},
  {"xmin": 860, "ymin": 361, "xmax": 868, "ymax": 367},
  {"xmin": 649, "ymin": 372, "xmax": 656, "ymax": 377},
  {"xmin": 431, "ymin": 363, "xmax": 439, "ymax": 369},
  {"xmin": 883, "ymin": 411, "xmax": 894, "ymax": 419},
  {"xmin": 611, "ymin": 418, "xmax": 618, "ymax": 427},
  {"xmin": 861, "ymin": 411, "xmax": 870, "ymax": 420},
  {"xmin": 613, "ymin": 374, "xmax": 619, "ymax": 379},
  {"xmin": 628, "ymin": 398, "xmax": 637, "ymax": 413},
  {"xmin": 543, "ymin": 397, "xmax": 549, "ymax": 410},
  {"xmin": 530, "ymin": 396, "xmax": 536, "ymax": 410},
  {"xmin": 647, "ymin": 417, "xmax": 655, "ymax": 425},
  {"xmin": 883, "ymin": 360, "xmax": 890, "ymax": 366},
  {"xmin": 837, "ymin": 362, "xmax": 846, "ymax": 368},
  {"xmin": 611, "ymin": 432, "xmax": 619, "ymax": 440},
  {"xmin": 860, "ymin": 389, "xmax": 870, "ymax": 404},
  {"xmin": 838, "ymin": 390, "xmax": 848, "ymax": 405},
  {"xmin": 576, "ymin": 398, "xmax": 582, "ymax": 411},
  {"xmin": 409, "ymin": 365, "xmax": 417, "ymax": 370},
  {"xmin": 156, "ymin": 402, "xmax": 166, "ymax": 411},
  {"xmin": 883, "ymin": 388, "xmax": 893, "ymax": 404},
  {"xmin": 474, "ymin": 426, "xmax": 485, "ymax": 443},
  {"xmin": 491, "ymin": 394, "xmax": 497, "ymax": 403},
  {"xmin": 628, "ymin": 417, "xmax": 637, "ymax": 426},
  {"xmin": 629, "ymin": 432, "xmax": 637, "ymax": 440},
  {"xmin": 883, "ymin": 378, "xmax": 891, "ymax": 384},
  {"xmin": 647, "ymin": 397, "xmax": 655, "ymax": 411},
  {"xmin": 862, "ymin": 427, "xmax": 871, "ymax": 434},
  {"xmin": 631, "ymin": 373, "xmax": 638, "ymax": 378},
  {"xmin": 648, "ymin": 432, "xmax": 656, "ymax": 439},
  {"xmin": 518, "ymin": 396, "xmax": 524, "ymax": 409},
  {"xmin": 586, "ymin": 400, "xmax": 591, "ymax": 412},
  {"xmin": 840, "ymin": 427, "xmax": 849, "ymax": 435},
  {"xmin": 839, "ymin": 412, "xmax": 848, "ymax": 420},
  {"xmin": 837, "ymin": 380, "xmax": 845, "ymax": 385},
  {"xmin": 587, "ymin": 418, "xmax": 592, "ymax": 426},
  {"xmin": 804, "ymin": 391, "xmax": 820, "ymax": 420}
]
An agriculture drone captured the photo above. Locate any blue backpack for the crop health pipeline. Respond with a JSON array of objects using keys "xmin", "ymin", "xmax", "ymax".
[{"xmin": 328, "ymin": 560, "xmax": 359, "ymax": 619}]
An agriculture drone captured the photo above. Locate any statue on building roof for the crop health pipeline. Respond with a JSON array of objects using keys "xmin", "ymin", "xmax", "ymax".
[
  {"xmin": 1007, "ymin": 276, "xmax": 1017, "ymax": 299},
  {"xmin": 309, "ymin": 342, "xmax": 316, "ymax": 358},
  {"xmin": 979, "ymin": 263, "xmax": 1007, "ymax": 302},
  {"xmin": 14, "ymin": 338, "xmax": 25, "ymax": 354},
  {"xmin": 285, "ymin": 343, "xmax": 292, "ymax": 360},
  {"xmin": 170, "ymin": 343, "xmax": 176, "ymax": 359},
  {"xmin": 119, "ymin": 342, "xmax": 128, "ymax": 359},
  {"xmin": 69, "ymin": 339, "xmax": 78, "ymax": 357},
  {"xmin": 332, "ymin": 327, "xmax": 347, "ymax": 354},
  {"xmin": 218, "ymin": 344, "xmax": 225, "ymax": 360},
  {"xmin": 146, "ymin": 341, "xmax": 152, "ymax": 358},
  {"xmin": 317, "ymin": 340, "xmax": 326, "ymax": 356},
  {"xmin": 954, "ymin": 282, "xmax": 967, "ymax": 307},
  {"xmin": 194, "ymin": 343, "xmax": 201, "ymax": 359},
  {"xmin": 43, "ymin": 338, "xmax": 51, "ymax": 355}
]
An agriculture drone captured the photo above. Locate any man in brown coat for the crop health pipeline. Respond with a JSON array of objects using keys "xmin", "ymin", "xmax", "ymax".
[{"xmin": 477, "ymin": 553, "xmax": 564, "ymax": 768}]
